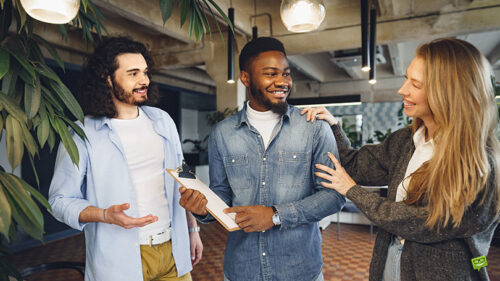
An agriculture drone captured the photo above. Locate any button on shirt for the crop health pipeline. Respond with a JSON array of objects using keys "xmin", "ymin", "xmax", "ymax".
[
  {"xmin": 201, "ymin": 104, "xmax": 345, "ymax": 281},
  {"xmin": 49, "ymin": 106, "xmax": 192, "ymax": 281}
]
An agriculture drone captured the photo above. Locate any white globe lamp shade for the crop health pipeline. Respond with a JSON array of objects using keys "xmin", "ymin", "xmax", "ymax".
[
  {"xmin": 20, "ymin": 0, "xmax": 80, "ymax": 24},
  {"xmin": 280, "ymin": 0, "xmax": 326, "ymax": 33}
]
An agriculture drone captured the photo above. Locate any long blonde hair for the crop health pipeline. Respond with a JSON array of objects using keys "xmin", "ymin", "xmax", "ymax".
[{"xmin": 404, "ymin": 38, "xmax": 500, "ymax": 230}]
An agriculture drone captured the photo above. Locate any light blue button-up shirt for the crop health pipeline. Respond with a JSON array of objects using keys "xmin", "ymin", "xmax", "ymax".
[
  {"xmin": 49, "ymin": 106, "xmax": 192, "ymax": 281},
  {"xmin": 200, "ymin": 104, "xmax": 345, "ymax": 281}
]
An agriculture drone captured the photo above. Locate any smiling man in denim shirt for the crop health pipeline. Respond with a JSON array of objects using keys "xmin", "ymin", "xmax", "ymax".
[{"xmin": 179, "ymin": 37, "xmax": 345, "ymax": 281}]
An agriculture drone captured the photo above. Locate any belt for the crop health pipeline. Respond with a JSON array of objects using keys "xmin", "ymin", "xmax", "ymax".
[{"xmin": 139, "ymin": 227, "xmax": 172, "ymax": 246}]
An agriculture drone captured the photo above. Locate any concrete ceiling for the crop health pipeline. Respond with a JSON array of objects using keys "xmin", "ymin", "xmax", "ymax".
[{"xmin": 35, "ymin": 0, "xmax": 500, "ymax": 102}]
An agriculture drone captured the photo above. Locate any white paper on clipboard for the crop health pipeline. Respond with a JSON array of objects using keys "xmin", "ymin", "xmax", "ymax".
[{"xmin": 166, "ymin": 169, "xmax": 240, "ymax": 232}]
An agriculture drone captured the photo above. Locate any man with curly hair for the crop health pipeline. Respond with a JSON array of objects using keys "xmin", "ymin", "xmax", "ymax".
[{"xmin": 49, "ymin": 36, "xmax": 202, "ymax": 281}]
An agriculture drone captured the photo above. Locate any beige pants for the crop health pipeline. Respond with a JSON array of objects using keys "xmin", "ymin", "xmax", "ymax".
[{"xmin": 140, "ymin": 240, "xmax": 192, "ymax": 281}]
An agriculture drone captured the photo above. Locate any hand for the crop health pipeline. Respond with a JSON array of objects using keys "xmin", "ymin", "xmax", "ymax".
[
  {"xmin": 189, "ymin": 231, "xmax": 203, "ymax": 266},
  {"xmin": 179, "ymin": 187, "xmax": 208, "ymax": 216},
  {"xmin": 224, "ymin": 205, "xmax": 275, "ymax": 232},
  {"xmin": 314, "ymin": 152, "xmax": 356, "ymax": 196},
  {"xmin": 300, "ymin": 106, "xmax": 338, "ymax": 126},
  {"xmin": 105, "ymin": 203, "xmax": 158, "ymax": 229}
]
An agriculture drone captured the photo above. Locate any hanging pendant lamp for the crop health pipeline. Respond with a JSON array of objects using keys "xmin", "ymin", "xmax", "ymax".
[
  {"xmin": 20, "ymin": 0, "xmax": 80, "ymax": 24},
  {"xmin": 280, "ymin": 0, "xmax": 325, "ymax": 33}
]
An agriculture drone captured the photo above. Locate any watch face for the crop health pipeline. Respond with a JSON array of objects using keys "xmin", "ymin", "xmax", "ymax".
[{"xmin": 272, "ymin": 213, "xmax": 281, "ymax": 225}]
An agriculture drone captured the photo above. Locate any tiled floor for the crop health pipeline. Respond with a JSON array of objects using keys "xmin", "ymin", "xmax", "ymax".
[{"xmin": 6, "ymin": 223, "xmax": 500, "ymax": 281}]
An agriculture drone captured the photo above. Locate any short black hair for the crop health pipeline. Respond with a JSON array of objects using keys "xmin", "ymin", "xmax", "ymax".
[
  {"xmin": 239, "ymin": 37, "xmax": 287, "ymax": 71},
  {"xmin": 79, "ymin": 36, "xmax": 159, "ymax": 118}
]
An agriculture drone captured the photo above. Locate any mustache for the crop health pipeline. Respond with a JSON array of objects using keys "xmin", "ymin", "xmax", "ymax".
[{"xmin": 133, "ymin": 86, "xmax": 148, "ymax": 91}]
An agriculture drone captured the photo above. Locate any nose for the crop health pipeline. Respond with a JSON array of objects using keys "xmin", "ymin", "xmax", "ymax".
[
  {"xmin": 140, "ymin": 72, "xmax": 150, "ymax": 85},
  {"xmin": 398, "ymin": 80, "xmax": 410, "ymax": 97},
  {"xmin": 275, "ymin": 75, "xmax": 290, "ymax": 87}
]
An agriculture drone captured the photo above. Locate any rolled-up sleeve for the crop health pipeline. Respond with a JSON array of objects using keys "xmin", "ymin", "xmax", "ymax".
[{"xmin": 48, "ymin": 132, "xmax": 90, "ymax": 231}]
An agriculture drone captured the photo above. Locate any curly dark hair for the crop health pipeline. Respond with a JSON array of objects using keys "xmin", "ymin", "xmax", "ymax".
[{"xmin": 79, "ymin": 36, "xmax": 159, "ymax": 118}]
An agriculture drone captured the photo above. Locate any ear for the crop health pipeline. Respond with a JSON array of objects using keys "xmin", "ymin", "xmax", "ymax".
[
  {"xmin": 240, "ymin": 70, "xmax": 250, "ymax": 88},
  {"xmin": 106, "ymin": 75, "xmax": 112, "ymax": 88}
]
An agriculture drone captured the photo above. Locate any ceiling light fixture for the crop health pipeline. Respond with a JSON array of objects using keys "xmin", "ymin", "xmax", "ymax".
[
  {"xmin": 280, "ymin": 0, "xmax": 325, "ymax": 33},
  {"xmin": 368, "ymin": 7, "xmax": 377, "ymax": 84},
  {"xmin": 227, "ymin": 4, "xmax": 235, "ymax": 84},
  {"xmin": 20, "ymin": 0, "xmax": 80, "ymax": 24},
  {"xmin": 361, "ymin": 0, "xmax": 370, "ymax": 72}
]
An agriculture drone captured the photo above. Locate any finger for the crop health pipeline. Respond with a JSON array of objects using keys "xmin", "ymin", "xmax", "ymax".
[
  {"xmin": 224, "ymin": 206, "xmax": 245, "ymax": 214},
  {"xmin": 196, "ymin": 198, "xmax": 208, "ymax": 213},
  {"xmin": 191, "ymin": 243, "xmax": 196, "ymax": 262},
  {"xmin": 179, "ymin": 186, "xmax": 187, "ymax": 194},
  {"xmin": 195, "ymin": 247, "xmax": 203, "ymax": 265},
  {"xmin": 116, "ymin": 203, "xmax": 130, "ymax": 211},
  {"xmin": 315, "ymin": 163, "xmax": 335, "ymax": 175},
  {"xmin": 234, "ymin": 213, "xmax": 251, "ymax": 224},
  {"xmin": 316, "ymin": 114, "xmax": 328, "ymax": 121},
  {"xmin": 300, "ymin": 108, "xmax": 308, "ymax": 115},
  {"xmin": 128, "ymin": 214, "xmax": 157, "ymax": 227},
  {"xmin": 327, "ymin": 152, "xmax": 342, "ymax": 170},
  {"xmin": 315, "ymin": 171, "xmax": 333, "ymax": 181}
]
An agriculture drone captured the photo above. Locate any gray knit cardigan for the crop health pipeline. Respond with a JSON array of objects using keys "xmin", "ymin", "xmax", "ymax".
[{"xmin": 331, "ymin": 125, "xmax": 499, "ymax": 281}]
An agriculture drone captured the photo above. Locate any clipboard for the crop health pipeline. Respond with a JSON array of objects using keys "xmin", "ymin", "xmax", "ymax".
[{"xmin": 167, "ymin": 167, "xmax": 240, "ymax": 232}]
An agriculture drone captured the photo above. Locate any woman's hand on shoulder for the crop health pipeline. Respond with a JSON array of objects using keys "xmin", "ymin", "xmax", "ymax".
[{"xmin": 300, "ymin": 106, "xmax": 338, "ymax": 126}]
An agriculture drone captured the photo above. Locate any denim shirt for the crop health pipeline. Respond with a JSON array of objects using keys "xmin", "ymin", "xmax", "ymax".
[
  {"xmin": 48, "ymin": 106, "xmax": 192, "ymax": 281},
  {"xmin": 201, "ymin": 104, "xmax": 345, "ymax": 281}
]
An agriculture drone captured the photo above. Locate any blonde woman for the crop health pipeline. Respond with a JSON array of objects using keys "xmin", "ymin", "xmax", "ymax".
[{"xmin": 302, "ymin": 38, "xmax": 500, "ymax": 281}]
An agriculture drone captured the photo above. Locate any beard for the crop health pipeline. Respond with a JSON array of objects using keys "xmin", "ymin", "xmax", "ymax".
[
  {"xmin": 249, "ymin": 82, "xmax": 289, "ymax": 115},
  {"xmin": 111, "ymin": 79, "xmax": 148, "ymax": 106}
]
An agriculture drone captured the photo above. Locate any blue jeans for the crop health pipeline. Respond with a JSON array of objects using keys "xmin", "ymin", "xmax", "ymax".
[
  {"xmin": 224, "ymin": 272, "xmax": 324, "ymax": 281},
  {"xmin": 382, "ymin": 236, "xmax": 404, "ymax": 281}
]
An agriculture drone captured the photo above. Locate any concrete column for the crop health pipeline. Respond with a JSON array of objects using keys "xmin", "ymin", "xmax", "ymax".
[{"xmin": 205, "ymin": 34, "xmax": 248, "ymax": 111}]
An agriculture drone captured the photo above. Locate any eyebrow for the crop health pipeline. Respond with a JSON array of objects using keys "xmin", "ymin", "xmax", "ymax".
[
  {"xmin": 261, "ymin": 67, "xmax": 290, "ymax": 71},
  {"xmin": 126, "ymin": 68, "xmax": 148, "ymax": 73}
]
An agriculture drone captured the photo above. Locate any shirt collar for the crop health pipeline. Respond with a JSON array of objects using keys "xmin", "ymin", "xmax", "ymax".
[
  {"xmin": 236, "ymin": 101, "xmax": 292, "ymax": 128},
  {"xmin": 413, "ymin": 125, "xmax": 434, "ymax": 148},
  {"xmin": 95, "ymin": 106, "xmax": 162, "ymax": 130}
]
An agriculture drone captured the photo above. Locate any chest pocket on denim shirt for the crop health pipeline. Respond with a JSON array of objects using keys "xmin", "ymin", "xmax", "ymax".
[
  {"xmin": 224, "ymin": 154, "xmax": 251, "ymax": 190},
  {"xmin": 278, "ymin": 151, "xmax": 310, "ymax": 188}
]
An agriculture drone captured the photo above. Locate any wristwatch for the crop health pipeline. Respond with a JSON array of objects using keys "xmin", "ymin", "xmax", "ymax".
[{"xmin": 271, "ymin": 206, "xmax": 281, "ymax": 225}]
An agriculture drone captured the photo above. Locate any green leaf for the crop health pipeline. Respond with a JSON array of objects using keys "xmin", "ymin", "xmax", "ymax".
[
  {"xmin": 18, "ymin": 176, "xmax": 51, "ymax": 213},
  {"xmin": 31, "ymin": 34, "xmax": 65, "ymax": 71},
  {"xmin": 159, "ymin": 0, "xmax": 174, "ymax": 24},
  {"xmin": 27, "ymin": 153, "xmax": 39, "ymax": 187},
  {"xmin": 0, "ymin": 91, "xmax": 28, "ymax": 123},
  {"xmin": 37, "ymin": 115, "xmax": 50, "ymax": 148},
  {"xmin": 1, "ymin": 69, "xmax": 18, "ymax": 96},
  {"xmin": 20, "ymin": 121, "xmax": 38, "ymax": 157},
  {"xmin": 5, "ymin": 48, "xmax": 35, "ymax": 80},
  {"xmin": 0, "ymin": 0, "xmax": 12, "ymax": 42},
  {"xmin": 24, "ymin": 78, "xmax": 41, "ymax": 119},
  {"xmin": 47, "ymin": 125, "xmax": 56, "ymax": 152},
  {"xmin": 0, "ymin": 47, "xmax": 9, "ymax": 80},
  {"xmin": 51, "ymin": 115, "xmax": 79, "ymax": 165},
  {"xmin": 35, "ymin": 63, "xmax": 62, "ymax": 83},
  {"xmin": 60, "ymin": 115, "xmax": 86, "ymax": 141},
  {"xmin": 81, "ymin": 0, "xmax": 88, "ymax": 12},
  {"xmin": 0, "ymin": 173, "xmax": 43, "ymax": 231},
  {"xmin": 41, "ymin": 86, "xmax": 64, "ymax": 113},
  {"xmin": 58, "ymin": 24, "xmax": 68, "ymax": 40},
  {"xmin": 15, "ymin": 0, "xmax": 26, "ymax": 32},
  {"xmin": 205, "ymin": 0, "xmax": 233, "ymax": 32},
  {"xmin": 5, "ymin": 115, "xmax": 24, "ymax": 170},
  {"xmin": 50, "ymin": 81, "xmax": 84, "ymax": 122},
  {"xmin": 180, "ymin": 0, "xmax": 189, "ymax": 27},
  {"xmin": 0, "ymin": 184, "xmax": 12, "ymax": 240},
  {"xmin": 3, "ymin": 184, "xmax": 43, "ymax": 242}
]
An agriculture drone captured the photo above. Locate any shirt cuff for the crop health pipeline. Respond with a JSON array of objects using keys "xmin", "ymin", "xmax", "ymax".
[{"xmin": 274, "ymin": 203, "xmax": 298, "ymax": 229}]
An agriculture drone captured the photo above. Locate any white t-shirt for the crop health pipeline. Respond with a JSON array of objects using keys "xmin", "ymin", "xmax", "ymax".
[
  {"xmin": 110, "ymin": 108, "xmax": 170, "ymax": 239},
  {"xmin": 246, "ymin": 102, "xmax": 281, "ymax": 150}
]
